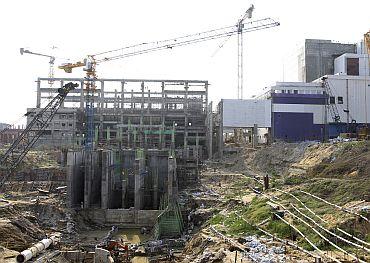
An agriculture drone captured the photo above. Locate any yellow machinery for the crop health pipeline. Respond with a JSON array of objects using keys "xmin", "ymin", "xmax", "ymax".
[{"xmin": 365, "ymin": 31, "xmax": 370, "ymax": 54}]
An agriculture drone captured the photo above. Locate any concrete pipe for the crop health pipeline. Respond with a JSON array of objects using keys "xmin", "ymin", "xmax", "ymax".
[{"xmin": 16, "ymin": 235, "xmax": 58, "ymax": 263}]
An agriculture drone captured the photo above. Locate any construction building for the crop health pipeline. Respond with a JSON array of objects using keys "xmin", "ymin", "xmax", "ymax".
[
  {"xmin": 26, "ymin": 77, "xmax": 209, "ymax": 232},
  {"xmin": 0, "ymin": 126, "xmax": 24, "ymax": 145},
  {"xmin": 298, "ymin": 39, "xmax": 356, "ymax": 82}
]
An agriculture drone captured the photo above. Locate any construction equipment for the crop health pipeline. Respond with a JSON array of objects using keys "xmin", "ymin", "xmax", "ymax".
[
  {"xmin": 364, "ymin": 31, "xmax": 370, "ymax": 55},
  {"xmin": 59, "ymin": 18, "xmax": 279, "ymax": 74},
  {"xmin": 20, "ymin": 48, "xmax": 56, "ymax": 85},
  {"xmin": 321, "ymin": 76, "xmax": 341, "ymax": 123},
  {"xmin": 237, "ymin": 4, "xmax": 255, "ymax": 99},
  {"xmin": 58, "ymin": 16, "xmax": 279, "ymax": 150},
  {"xmin": 59, "ymin": 17, "xmax": 279, "ymax": 75},
  {"xmin": 0, "ymin": 82, "xmax": 78, "ymax": 188}
]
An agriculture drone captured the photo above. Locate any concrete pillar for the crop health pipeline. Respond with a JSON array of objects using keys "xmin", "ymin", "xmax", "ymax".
[
  {"xmin": 84, "ymin": 151, "xmax": 93, "ymax": 208},
  {"xmin": 218, "ymin": 101, "xmax": 224, "ymax": 159},
  {"xmin": 99, "ymin": 81, "xmax": 104, "ymax": 142},
  {"xmin": 208, "ymin": 102, "xmax": 213, "ymax": 159},
  {"xmin": 36, "ymin": 79, "xmax": 41, "ymax": 108},
  {"xmin": 80, "ymin": 81, "xmax": 84, "ymax": 109},
  {"xmin": 101, "ymin": 151, "xmax": 112, "ymax": 209},
  {"xmin": 66, "ymin": 151, "xmax": 83, "ymax": 208},
  {"xmin": 167, "ymin": 156, "xmax": 177, "ymax": 203},
  {"xmin": 253, "ymin": 124, "xmax": 258, "ymax": 148},
  {"xmin": 134, "ymin": 158, "xmax": 144, "ymax": 210},
  {"xmin": 153, "ymin": 167, "xmax": 159, "ymax": 209},
  {"xmin": 122, "ymin": 179, "xmax": 127, "ymax": 208},
  {"xmin": 184, "ymin": 83, "xmax": 189, "ymax": 149}
]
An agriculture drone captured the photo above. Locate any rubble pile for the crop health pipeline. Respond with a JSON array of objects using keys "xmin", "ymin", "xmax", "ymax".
[{"xmin": 241, "ymin": 235, "xmax": 286, "ymax": 263}]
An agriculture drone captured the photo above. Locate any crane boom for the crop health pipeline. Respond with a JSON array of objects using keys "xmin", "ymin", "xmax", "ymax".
[
  {"xmin": 59, "ymin": 18, "xmax": 279, "ymax": 72},
  {"xmin": 0, "ymin": 82, "xmax": 78, "ymax": 188},
  {"xmin": 57, "ymin": 16, "xmax": 279, "ymax": 151},
  {"xmin": 20, "ymin": 48, "xmax": 56, "ymax": 84}
]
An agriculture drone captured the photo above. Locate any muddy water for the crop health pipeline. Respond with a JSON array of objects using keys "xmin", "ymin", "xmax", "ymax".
[{"xmin": 114, "ymin": 229, "xmax": 150, "ymax": 263}]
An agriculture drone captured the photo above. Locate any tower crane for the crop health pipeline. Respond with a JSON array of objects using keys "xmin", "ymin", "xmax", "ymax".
[
  {"xmin": 20, "ymin": 48, "xmax": 56, "ymax": 85},
  {"xmin": 58, "ymin": 17, "xmax": 279, "ymax": 150},
  {"xmin": 0, "ymin": 82, "xmax": 78, "ymax": 188}
]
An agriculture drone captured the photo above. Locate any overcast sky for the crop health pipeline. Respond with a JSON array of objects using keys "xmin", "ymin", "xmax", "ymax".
[{"xmin": 0, "ymin": 0, "xmax": 369, "ymax": 125}]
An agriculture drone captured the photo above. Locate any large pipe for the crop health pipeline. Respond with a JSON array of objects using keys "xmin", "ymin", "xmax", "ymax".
[{"xmin": 16, "ymin": 235, "xmax": 59, "ymax": 263}]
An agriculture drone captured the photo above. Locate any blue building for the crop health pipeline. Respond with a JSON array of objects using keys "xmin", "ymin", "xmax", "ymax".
[{"xmin": 270, "ymin": 82, "xmax": 327, "ymax": 142}]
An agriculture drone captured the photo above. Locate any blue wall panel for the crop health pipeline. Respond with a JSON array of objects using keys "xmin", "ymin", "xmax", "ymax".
[
  {"xmin": 274, "ymin": 112, "xmax": 324, "ymax": 142},
  {"xmin": 272, "ymin": 93, "xmax": 327, "ymax": 105}
]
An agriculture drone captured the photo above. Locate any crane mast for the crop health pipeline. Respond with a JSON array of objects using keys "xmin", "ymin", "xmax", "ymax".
[{"xmin": 237, "ymin": 4, "xmax": 254, "ymax": 99}]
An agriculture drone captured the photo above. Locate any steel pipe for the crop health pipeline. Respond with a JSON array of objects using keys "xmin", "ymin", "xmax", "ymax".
[{"xmin": 16, "ymin": 235, "xmax": 59, "ymax": 263}]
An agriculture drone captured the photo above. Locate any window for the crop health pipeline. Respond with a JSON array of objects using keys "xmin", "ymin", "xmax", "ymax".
[
  {"xmin": 62, "ymin": 123, "xmax": 66, "ymax": 127},
  {"xmin": 69, "ymin": 123, "xmax": 73, "ymax": 127},
  {"xmin": 329, "ymin": 96, "xmax": 335, "ymax": 104},
  {"xmin": 346, "ymin": 58, "xmax": 359, "ymax": 76},
  {"xmin": 293, "ymin": 90, "xmax": 298, "ymax": 94},
  {"xmin": 337, "ymin": 96, "xmax": 343, "ymax": 104}
]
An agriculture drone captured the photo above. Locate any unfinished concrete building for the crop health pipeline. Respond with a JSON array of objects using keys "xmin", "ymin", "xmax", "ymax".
[
  {"xmin": 27, "ymin": 77, "xmax": 209, "ymax": 233},
  {"xmin": 298, "ymin": 39, "xmax": 356, "ymax": 82}
]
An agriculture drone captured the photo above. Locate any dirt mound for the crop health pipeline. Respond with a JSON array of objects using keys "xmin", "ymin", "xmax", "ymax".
[
  {"xmin": 248, "ymin": 141, "xmax": 314, "ymax": 175},
  {"xmin": 0, "ymin": 205, "xmax": 45, "ymax": 251},
  {"xmin": 308, "ymin": 141, "xmax": 370, "ymax": 179}
]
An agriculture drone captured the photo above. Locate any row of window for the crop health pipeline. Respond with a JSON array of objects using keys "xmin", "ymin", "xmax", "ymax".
[
  {"xmin": 329, "ymin": 96, "xmax": 343, "ymax": 104},
  {"xmin": 275, "ymin": 89, "xmax": 324, "ymax": 95},
  {"xmin": 53, "ymin": 122, "xmax": 73, "ymax": 127},
  {"xmin": 59, "ymin": 114, "xmax": 74, "ymax": 119}
]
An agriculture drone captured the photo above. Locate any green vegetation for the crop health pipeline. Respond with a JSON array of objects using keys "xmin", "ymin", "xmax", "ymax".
[
  {"xmin": 243, "ymin": 197, "xmax": 271, "ymax": 224},
  {"xmin": 304, "ymin": 178, "xmax": 370, "ymax": 205}
]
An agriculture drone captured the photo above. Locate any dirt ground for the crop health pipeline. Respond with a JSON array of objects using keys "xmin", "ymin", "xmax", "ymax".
[{"xmin": 0, "ymin": 141, "xmax": 369, "ymax": 262}]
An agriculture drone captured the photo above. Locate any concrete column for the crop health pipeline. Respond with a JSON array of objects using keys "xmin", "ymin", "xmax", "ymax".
[
  {"xmin": 161, "ymin": 82, "xmax": 166, "ymax": 149},
  {"xmin": 99, "ymin": 81, "xmax": 104, "ymax": 141},
  {"xmin": 134, "ymin": 158, "xmax": 144, "ymax": 210},
  {"xmin": 36, "ymin": 79, "xmax": 41, "ymax": 108},
  {"xmin": 101, "ymin": 151, "xmax": 111, "ymax": 209},
  {"xmin": 184, "ymin": 83, "xmax": 189, "ymax": 149},
  {"xmin": 122, "ymin": 179, "xmax": 127, "ymax": 208},
  {"xmin": 66, "ymin": 151, "xmax": 83, "ymax": 208},
  {"xmin": 208, "ymin": 102, "xmax": 213, "ymax": 159},
  {"xmin": 218, "ymin": 101, "xmax": 224, "ymax": 159},
  {"xmin": 121, "ymin": 81, "xmax": 125, "ymax": 110},
  {"xmin": 167, "ymin": 156, "xmax": 177, "ymax": 203},
  {"xmin": 84, "ymin": 151, "xmax": 93, "ymax": 208},
  {"xmin": 253, "ymin": 124, "xmax": 258, "ymax": 148},
  {"xmin": 153, "ymin": 167, "xmax": 159, "ymax": 209},
  {"xmin": 80, "ymin": 81, "xmax": 84, "ymax": 109}
]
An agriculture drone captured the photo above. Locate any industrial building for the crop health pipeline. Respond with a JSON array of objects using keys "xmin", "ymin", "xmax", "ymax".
[
  {"xmin": 298, "ymin": 39, "xmax": 356, "ymax": 82},
  {"xmin": 215, "ymin": 40, "xmax": 370, "ymax": 148}
]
